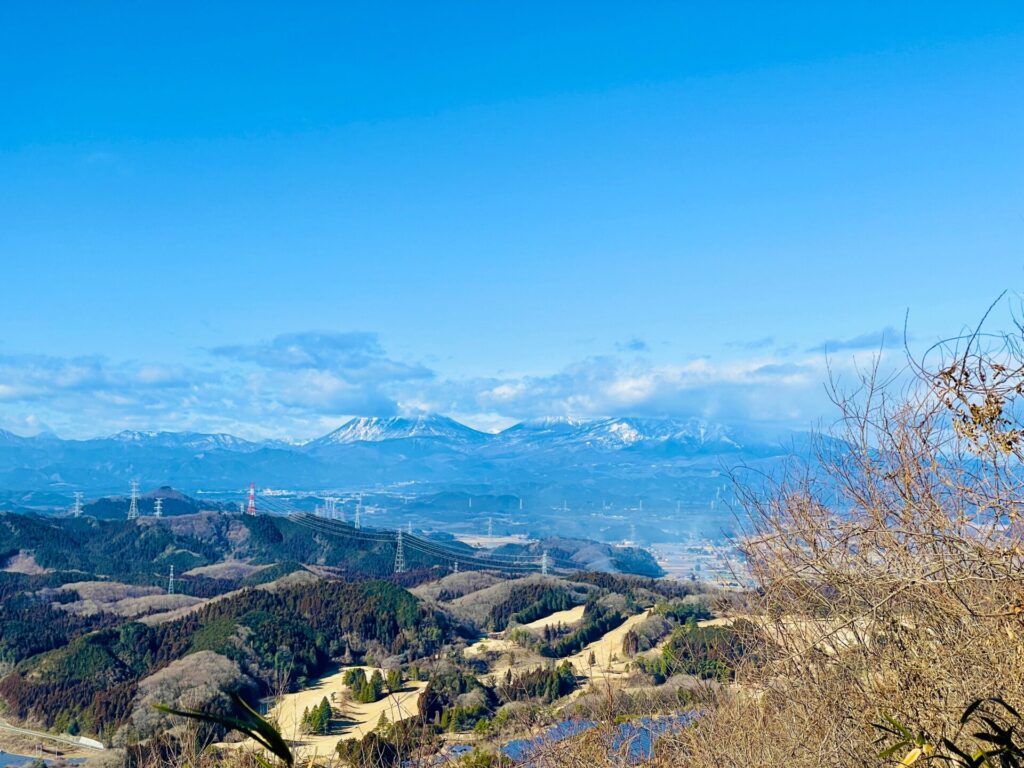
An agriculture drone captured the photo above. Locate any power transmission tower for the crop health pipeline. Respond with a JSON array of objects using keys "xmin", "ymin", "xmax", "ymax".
[
  {"xmin": 541, "ymin": 550, "xmax": 549, "ymax": 575},
  {"xmin": 246, "ymin": 483, "xmax": 256, "ymax": 515},
  {"xmin": 167, "ymin": 564, "xmax": 175, "ymax": 595},
  {"xmin": 394, "ymin": 530, "xmax": 406, "ymax": 574},
  {"xmin": 629, "ymin": 523, "xmax": 637, "ymax": 544},
  {"xmin": 354, "ymin": 501, "xmax": 362, "ymax": 529},
  {"xmin": 407, "ymin": 521, "xmax": 412, "ymax": 535},
  {"xmin": 453, "ymin": 559, "xmax": 459, "ymax": 574},
  {"xmin": 153, "ymin": 498, "xmax": 163, "ymax": 517},
  {"xmin": 127, "ymin": 480, "xmax": 139, "ymax": 520},
  {"xmin": 72, "ymin": 491, "xmax": 83, "ymax": 518},
  {"xmin": 487, "ymin": 517, "xmax": 493, "ymax": 538}
]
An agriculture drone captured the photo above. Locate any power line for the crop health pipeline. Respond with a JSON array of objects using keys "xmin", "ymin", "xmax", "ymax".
[
  {"xmin": 288, "ymin": 514, "xmax": 575, "ymax": 574},
  {"xmin": 394, "ymin": 529, "xmax": 406, "ymax": 574},
  {"xmin": 127, "ymin": 481, "xmax": 139, "ymax": 520}
]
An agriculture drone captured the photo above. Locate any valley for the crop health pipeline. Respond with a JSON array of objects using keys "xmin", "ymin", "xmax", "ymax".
[
  {"xmin": 0, "ymin": 511, "xmax": 739, "ymax": 765},
  {"xmin": 0, "ymin": 418, "xmax": 754, "ymax": 766}
]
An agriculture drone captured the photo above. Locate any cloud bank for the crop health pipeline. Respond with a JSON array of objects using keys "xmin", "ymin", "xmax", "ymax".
[{"xmin": 0, "ymin": 329, "xmax": 899, "ymax": 440}]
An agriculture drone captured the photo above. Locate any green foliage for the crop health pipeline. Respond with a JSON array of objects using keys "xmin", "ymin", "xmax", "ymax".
[
  {"xmin": 0, "ymin": 513, "xmax": 224, "ymax": 585},
  {"xmin": 498, "ymin": 661, "xmax": 577, "ymax": 703},
  {"xmin": 456, "ymin": 747, "xmax": 514, "ymax": 767},
  {"xmin": 633, "ymin": 622, "xmax": 746, "ymax": 682},
  {"xmin": 336, "ymin": 731, "xmax": 398, "ymax": 767},
  {"xmin": 497, "ymin": 585, "xmax": 573, "ymax": 630},
  {"xmin": 538, "ymin": 601, "xmax": 626, "ymax": 658},
  {"xmin": 187, "ymin": 617, "xmax": 237, "ymax": 654},
  {"xmin": 300, "ymin": 696, "xmax": 332, "ymax": 735},
  {"xmin": 0, "ymin": 510, "xmax": 434, "ymax": 595},
  {"xmin": 570, "ymin": 571, "xmax": 695, "ymax": 600},
  {"xmin": 343, "ymin": 668, "xmax": 385, "ymax": 703},
  {"xmin": 417, "ymin": 669, "xmax": 497, "ymax": 730},
  {"xmin": 0, "ymin": 579, "xmax": 450, "ymax": 736},
  {"xmin": 386, "ymin": 667, "xmax": 402, "ymax": 693},
  {"xmin": 874, "ymin": 698, "xmax": 1024, "ymax": 767},
  {"xmin": 653, "ymin": 598, "xmax": 712, "ymax": 623},
  {"xmin": 0, "ymin": 572, "xmax": 121, "ymax": 666}
]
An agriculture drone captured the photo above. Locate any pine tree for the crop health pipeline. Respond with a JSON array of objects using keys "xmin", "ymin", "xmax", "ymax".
[
  {"xmin": 386, "ymin": 667, "xmax": 402, "ymax": 693},
  {"xmin": 369, "ymin": 669, "xmax": 384, "ymax": 701},
  {"xmin": 317, "ymin": 697, "xmax": 332, "ymax": 734}
]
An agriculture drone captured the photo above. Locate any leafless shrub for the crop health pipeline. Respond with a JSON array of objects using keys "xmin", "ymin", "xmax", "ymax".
[
  {"xmin": 668, "ymin": 308, "xmax": 1024, "ymax": 766},
  {"xmin": 120, "ymin": 651, "xmax": 253, "ymax": 744}
]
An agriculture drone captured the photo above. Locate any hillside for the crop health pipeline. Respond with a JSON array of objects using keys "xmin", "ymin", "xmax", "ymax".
[{"xmin": 0, "ymin": 578, "xmax": 451, "ymax": 743}]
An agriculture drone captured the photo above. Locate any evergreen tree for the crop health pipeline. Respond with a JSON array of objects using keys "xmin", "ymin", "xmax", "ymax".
[{"xmin": 386, "ymin": 667, "xmax": 402, "ymax": 693}]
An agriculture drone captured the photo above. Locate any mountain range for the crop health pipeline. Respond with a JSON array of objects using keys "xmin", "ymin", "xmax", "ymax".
[{"xmin": 0, "ymin": 415, "xmax": 810, "ymax": 539}]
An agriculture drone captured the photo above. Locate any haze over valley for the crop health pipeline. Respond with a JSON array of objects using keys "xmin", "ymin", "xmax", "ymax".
[{"xmin": 0, "ymin": 414, "xmax": 801, "ymax": 543}]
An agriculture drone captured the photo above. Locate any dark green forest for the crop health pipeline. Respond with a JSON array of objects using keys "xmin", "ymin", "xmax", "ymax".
[{"xmin": 0, "ymin": 580, "xmax": 451, "ymax": 737}]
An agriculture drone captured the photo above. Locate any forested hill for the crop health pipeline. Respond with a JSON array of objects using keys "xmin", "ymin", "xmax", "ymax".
[
  {"xmin": 0, "ymin": 510, "xmax": 663, "ymax": 587},
  {"xmin": 0, "ymin": 511, "xmax": 424, "ymax": 587},
  {"xmin": 0, "ymin": 579, "xmax": 451, "ymax": 743}
]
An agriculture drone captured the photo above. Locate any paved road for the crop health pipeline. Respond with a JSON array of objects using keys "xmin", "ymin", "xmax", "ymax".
[{"xmin": 0, "ymin": 719, "xmax": 104, "ymax": 751}]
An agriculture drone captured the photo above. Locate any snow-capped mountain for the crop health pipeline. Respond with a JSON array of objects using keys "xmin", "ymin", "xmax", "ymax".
[
  {"xmin": 569, "ymin": 417, "xmax": 743, "ymax": 448},
  {"xmin": 496, "ymin": 416, "xmax": 747, "ymax": 451},
  {"xmin": 0, "ymin": 414, "xmax": 803, "ymax": 500},
  {"xmin": 497, "ymin": 416, "xmax": 589, "ymax": 441},
  {"xmin": 306, "ymin": 414, "xmax": 489, "ymax": 447},
  {"xmin": 106, "ymin": 430, "xmax": 261, "ymax": 452}
]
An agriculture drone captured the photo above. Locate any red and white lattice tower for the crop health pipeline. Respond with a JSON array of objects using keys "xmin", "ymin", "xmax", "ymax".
[{"xmin": 246, "ymin": 483, "xmax": 257, "ymax": 516}]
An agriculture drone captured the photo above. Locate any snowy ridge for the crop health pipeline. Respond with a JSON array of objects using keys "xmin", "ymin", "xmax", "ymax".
[
  {"xmin": 107, "ymin": 430, "xmax": 258, "ymax": 451},
  {"xmin": 308, "ymin": 414, "xmax": 489, "ymax": 446},
  {"xmin": 498, "ymin": 416, "xmax": 744, "ymax": 450}
]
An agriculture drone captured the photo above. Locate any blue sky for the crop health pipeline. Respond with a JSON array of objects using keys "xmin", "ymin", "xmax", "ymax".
[{"xmin": 1, "ymin": 3, "xmax": 1023, "ymax": 439}]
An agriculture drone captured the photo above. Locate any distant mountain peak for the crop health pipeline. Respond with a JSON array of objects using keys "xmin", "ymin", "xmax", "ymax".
[
  {"xmin": 308, "ymin": 414, "xmax": 488, "ymax": 445},
  {"xmin": 107, "ymin": 430, "xmax": 256, "ymax": 451},
  {"xmin": 111, "ymin": 429, "xmax": 159, "ymax": 441}
]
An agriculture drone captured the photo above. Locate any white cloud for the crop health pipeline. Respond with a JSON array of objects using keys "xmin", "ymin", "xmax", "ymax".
[{"xmin": 0, "ymin": 329, "xmax": 902, "ymax": 440}]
